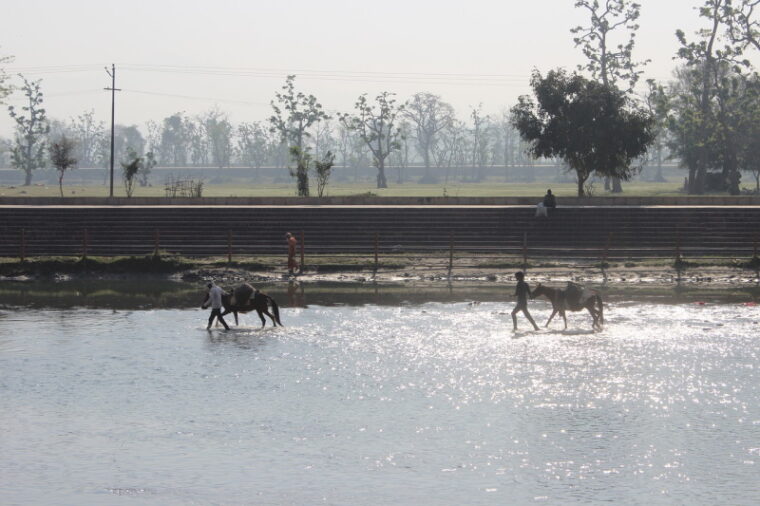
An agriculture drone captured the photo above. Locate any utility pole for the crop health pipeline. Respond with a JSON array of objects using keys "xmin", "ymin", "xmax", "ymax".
[{"xmin": 104, "ymin": 64, "xmax": 121, "ymax": 197}]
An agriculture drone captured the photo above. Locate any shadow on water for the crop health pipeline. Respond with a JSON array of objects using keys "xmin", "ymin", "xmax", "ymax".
[{"xmin": 1, "ymin": 278, "xmax": 760, "ymax": 310}]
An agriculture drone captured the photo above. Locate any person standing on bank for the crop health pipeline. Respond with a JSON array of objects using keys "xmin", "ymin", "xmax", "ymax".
[
  {"xmin": 512, "ymin": 271, "xmax": 539, "ymax": 331},
  {"xmin": 286, "ymin": 232, "xmax": 299, "ymax": 275},
  {"xmin": 202, "ymin": 281, "xmax": 230, "ymax": 330}
]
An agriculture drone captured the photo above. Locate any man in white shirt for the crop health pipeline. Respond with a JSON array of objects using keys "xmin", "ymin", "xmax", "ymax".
[{"xmin": 202, "ymin": 281, "xmax": 230, "ymax": 330}]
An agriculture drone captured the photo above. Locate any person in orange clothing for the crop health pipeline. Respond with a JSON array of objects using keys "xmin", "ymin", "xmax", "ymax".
[{"xmin": 285, "ymin": 232, "xmax": 299, "ymax": 275}]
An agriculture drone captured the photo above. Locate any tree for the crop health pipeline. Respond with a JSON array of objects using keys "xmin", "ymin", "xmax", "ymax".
[
  {"xmin": 735, "ymin": 75, "xmax": 760, "ymax": 192},
  {"xmin": 0, "ymin": 48, "xmax": 12, "ymax": 104},
  {"xmin": 404, "ymin": 92, "xmax": 454, "ymax": 183},
  {"xmin": 69, "ymin": 110, "xmax": 105, "ymax": 168},
  {"xmin": 340, "ymin": 92, "xmax": 404, "ymax": 188},
  {"xmin": 8, "ymin": 76, "xmax": 49, "ymax": 186},
  {"xmin": 572, "ymin": 0, "xmax": 649, "ymax": 193},
  {"xmin": 237, "ymin": 121, "xmax": 270, "ymax": 169},
  {"xmin": 469, "ymin": 104, "xmax": 493, "ymax": 182},
  {"xmin": 270, "ymin": 75, "xmax": 329, "ymax": 196},
  {"xmin": 511, "ymin": 69, "xmax": 654, "ymax": 196},
  {"xmin": 315, "ymin": 151, "xmax": 335, "ymax": 197},
  {"xmin": 203, "ymin": 108, "xmax": 233, "ymax": 168},
  {"xmin": 312, "ymin": 119, "xmax": 336, "ymax": 160},
  {"xmin": 725, "ymin": 0, "xmax": 760, "ymax": 52},
  {"xmin": 121, "ymin": 148, "xmax": 142, "ymax": 198},
  {"xmin": 159, "ymin": 113, "xmax": 189, "ymax": 166},
  {"xmin": 643, "ymin": 80, "xmax": 673, "ymax": 182},
  {"xmin": 49, "ymin": 135, "xmax": 77, "ymax": 197},
  {"xmin": 185, "ymin": 116, "xmax": 208, "ymax": 166},
  {"xmin": 675, "ymin": 0, "xmax": 747, "ymax": 193},
  {"xmin": 572, "ymin": 0, "xmax": 648, "ymax": 92},
  {"xmin": 139, "ymin": 151, "xmax": 157, "ymax": 187}
]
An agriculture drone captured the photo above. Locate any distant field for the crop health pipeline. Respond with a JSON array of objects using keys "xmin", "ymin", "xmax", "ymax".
[{"xmin": 0, "ymin": 180, "xmax": 695, "ymax": 198}]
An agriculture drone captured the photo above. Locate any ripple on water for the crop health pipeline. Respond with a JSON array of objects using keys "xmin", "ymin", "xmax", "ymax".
[{"xmin": 0, "ymin": 302, "xmax": 759, "ymax": 505}]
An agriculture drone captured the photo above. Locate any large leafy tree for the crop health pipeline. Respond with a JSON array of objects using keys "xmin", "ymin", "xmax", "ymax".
[
  {"xmin": 340, "ymin": 92, "xmax": 404, "ymax": 189},
  {"xmin": 672, "ymin": 0, "xmax": 752, "ymax": 194},
  {"xmin": 511, "ymin": 69, "xmax": 654, "ymax": 196},
  {"xmin": 572, "ymin": 0, "xmax": 649, "ymax": 193},
  {"xmin": 8, "ymin": 76, "xmax": 49, "ymax": 186},
  {"xmin": 270, "ymin": 75, "xmax": 328, "ymax": 197}
]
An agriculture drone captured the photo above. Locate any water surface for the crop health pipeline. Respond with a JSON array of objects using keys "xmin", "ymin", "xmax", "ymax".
[{"xmin": 1, "ymin": 283, "xmax": 759, "ymax": 504}]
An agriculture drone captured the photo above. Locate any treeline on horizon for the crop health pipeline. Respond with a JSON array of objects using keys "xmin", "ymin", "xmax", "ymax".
[{"xmin": 0, "ymin": 0, "xmax": 759, "ymax": 197}]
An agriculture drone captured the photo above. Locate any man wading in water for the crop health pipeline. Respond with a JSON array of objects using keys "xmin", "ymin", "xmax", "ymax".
[
  {"xmin": 202, "ymin": 281, "xmax": 230, "ymax": 330},
  {"xmin": 512, "ymin": 271, "xmax": 539, "ymax": 332}
]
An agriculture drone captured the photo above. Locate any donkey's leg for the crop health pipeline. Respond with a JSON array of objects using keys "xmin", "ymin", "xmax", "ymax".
[
  {"xmin": 261, "ymin": 309, "xmax": 277, "ymax": 326},
  {"xmin": 589, "ymin": 306, "xmax": 600, "ymax": 330},
  {"xmin": 546, "ymin": 308, "xmax": 558, "ymax": 327},
  {"xmin": 256, "ymin": 309, "xmax": 266, "ymax": 327},
  {"xmin": 562, "ymin": 311, "xmax": 567, "ymax": 330}
]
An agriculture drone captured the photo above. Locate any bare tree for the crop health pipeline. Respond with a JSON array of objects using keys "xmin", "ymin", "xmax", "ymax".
[
  {"xmin": 69, "ymin": 110, "xmax": 105, "ymax": 168},
  {"xmin": 237, "ymin": 121, "xmax": 270, "ymax": 169},
  {"xmin": 340, "ymin": 92, "xmax": 404, "ymax": 188},
  {"xmin": 404, "ymin": 92, "xmax": 454, "ymax": 183},
  {"xmin": 470, "ymin": 104, "xmax": 493, "ymax": 182}
]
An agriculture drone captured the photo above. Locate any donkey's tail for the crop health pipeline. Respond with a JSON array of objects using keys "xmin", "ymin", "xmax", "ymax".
[{"xmin": 268, "ymin": 296, "xmax": 283, "ymax": 326}]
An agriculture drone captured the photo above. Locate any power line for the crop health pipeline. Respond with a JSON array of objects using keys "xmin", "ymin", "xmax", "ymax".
[{"xmin": 122, "ymin": 89, "xmax": 271, "ymax": 107}]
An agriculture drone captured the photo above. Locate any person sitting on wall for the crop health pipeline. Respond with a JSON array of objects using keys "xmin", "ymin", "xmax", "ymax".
[{"xmin": 536, "ymin": 189, "xmax": 557, "ymax": 217}]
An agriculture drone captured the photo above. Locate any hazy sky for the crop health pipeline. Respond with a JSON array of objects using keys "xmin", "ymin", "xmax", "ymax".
[{"xmin": 1, "ymin": 0, "xmax": 757, "ymax": 136}]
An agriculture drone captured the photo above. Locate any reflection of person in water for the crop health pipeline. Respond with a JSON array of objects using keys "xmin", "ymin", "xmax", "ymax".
[{"xmin": 287, "ymin": 280, "xmax": 306, "ymax": 308}]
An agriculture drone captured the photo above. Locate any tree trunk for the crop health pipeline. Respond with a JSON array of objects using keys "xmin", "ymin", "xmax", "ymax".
[
  {"xmin": 576, "ymin": 173, "xmax": 587, "ymax": 197},
  {"xmin": 59, "ymin": 173, "xmax": 64, "ymax": 197},
  {"xmin": 376, "ymin": 159, "xmax": 388, "ymax": 189},
  {"xmin": 611, "ymin": 177, "xmax": 623, "ymax": 193},
  {"xmin": 24, "ymin": 168, "xmax": 32, "ymax": 186}
]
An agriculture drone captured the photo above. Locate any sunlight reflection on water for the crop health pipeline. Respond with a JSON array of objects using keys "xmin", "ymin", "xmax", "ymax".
[{"xmin": 1, "ymin": 299, "xmax": 759, "ymax": 505}]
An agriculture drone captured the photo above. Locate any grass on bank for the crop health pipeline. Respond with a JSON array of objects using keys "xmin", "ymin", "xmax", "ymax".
[
  {"xmin": 2, "ymin": 252, "xmax": 759, "ymax": 278},
  {"xmin": 0, "ymin": 180, "xmax": 699, "ymax": 198}
]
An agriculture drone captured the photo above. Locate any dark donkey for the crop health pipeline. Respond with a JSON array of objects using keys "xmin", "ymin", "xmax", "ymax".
[
  {"xmin": 532, "ymin": 283, "xmax": 604, "ymax": 331},
  {"xmin": 203, "ymin": 283, "xmax": 283, "ymax": 327}
]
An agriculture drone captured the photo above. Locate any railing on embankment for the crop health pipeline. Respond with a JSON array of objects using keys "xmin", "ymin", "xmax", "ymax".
[{"xmin": 1, "ymin": 205, "xmax": 760, "ymax": 263}]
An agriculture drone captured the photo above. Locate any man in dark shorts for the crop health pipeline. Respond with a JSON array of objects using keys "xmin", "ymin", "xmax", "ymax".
[
  {"xmin": 511, "ymin": 271, "xmax": 539, "ymax": 331},
  {"xmin": 202, "ymin": 281, "xmax": 230, "ymax": 331}
]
